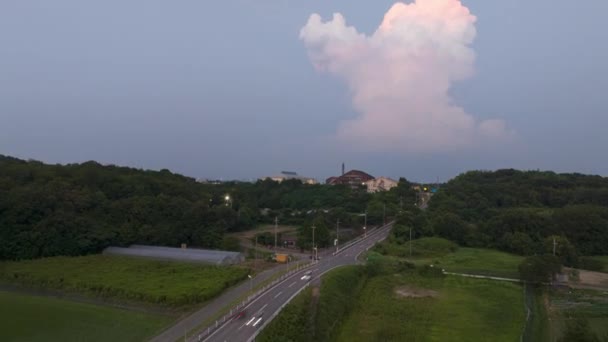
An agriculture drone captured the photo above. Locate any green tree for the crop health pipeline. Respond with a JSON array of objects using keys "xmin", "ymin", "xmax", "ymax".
[{"xmin": 518, "ymin": 255, "xmax": 561, "ymax": 283}]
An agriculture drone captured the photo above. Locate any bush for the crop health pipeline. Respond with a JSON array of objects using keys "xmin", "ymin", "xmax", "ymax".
[
  {"xmin": 518, "ymin": 255, "xmax": 561, "ymax": 283},
  {"xmin": 315, "ymin": 266, "xmax": 367, "ymax": 341},
  {"xmin": 418, "ymin": 264, "xmax": 445, "ymax": 278},
  {"xmin": 578, "ymin": 257, "xmax": 604, "ymax": 272}
]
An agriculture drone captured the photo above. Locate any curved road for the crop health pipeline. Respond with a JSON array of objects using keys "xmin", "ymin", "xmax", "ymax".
[{"xmin": 197, "ymin": 223, "xmax": 393, "ymax": 342}]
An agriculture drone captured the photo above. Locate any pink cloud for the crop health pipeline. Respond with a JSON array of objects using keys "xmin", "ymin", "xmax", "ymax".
[{"xmin": 300, "ymin": 0, "xmax": 513, "ymax": 153}]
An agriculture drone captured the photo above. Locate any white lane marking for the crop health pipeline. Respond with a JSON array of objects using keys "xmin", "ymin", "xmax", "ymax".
[
  {"xmin": 238, "ymin": 323, "xmax": 245, "ymax": 331},
  {"xmin": 260, "ymin": 304, "xmax": 268, "ymax": 311},
  {"xmin": 274, "ymin": 291, "xmax": 283, "ymax": 299},
  {"xmin": 288, "ymin": 281, "xmax": 296, "ymax": 288},
  {"xmin": 245, "ymin": 317, "xmax": 256, "ymax": 326},
  {"xmin": 253, "ymin": 317, "xmax": 263, "ymax": 327}
]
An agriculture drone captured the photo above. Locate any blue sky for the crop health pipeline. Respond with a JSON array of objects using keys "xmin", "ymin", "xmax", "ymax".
[{"xmin": 1, "ymin": 1, "xmax": 607, "ymax": 182}]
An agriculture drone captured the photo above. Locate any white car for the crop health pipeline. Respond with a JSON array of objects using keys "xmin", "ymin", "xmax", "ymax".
[{"xmin": 301, "ymin": 274, "xmax": 311, "ymax": 281}]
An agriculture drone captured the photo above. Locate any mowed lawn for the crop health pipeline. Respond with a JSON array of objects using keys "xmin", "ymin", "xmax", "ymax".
[
  {"xmin": 0, "ymin": 290, "xmax": 171, "ymax": 342},
  {"xmin": 0, "ymin": 255, "xmax": 249, "ymax": 306},
  {"xmin": 336, "ymin": 274, "xmax": 525, "ymax": 342}
]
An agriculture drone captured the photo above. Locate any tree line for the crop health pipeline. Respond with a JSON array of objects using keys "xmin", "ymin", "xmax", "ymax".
[
  {"xmin": 393, "ymin": 169, "xmax": 608, "ymax": 269},
  {"xmin": 0, "ymin": 155, "xmax": 408, "ymax": 260}
]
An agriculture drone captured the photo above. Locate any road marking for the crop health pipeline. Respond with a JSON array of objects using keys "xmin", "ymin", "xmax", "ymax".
[
  {"xmin": 253, "ymin": 317, "xmax": 263, "ymax": 327},
  {"xmin": 274, "ymin": 291, "xmax": 283, "ymax": 299},
  {"xmin": 260, "ymin": 304, "xmax": 268, "ymax": 311},
  {"xmin": 245, "ymin": 317, "xmax": 256, "ymax": 326},
  {"xmin": 288, "ymin": 281, "xmax": 296, "ymax": 288},
  {"xmin": 238, "ymin": 323, "xmax": 245, "ymax": 331}
]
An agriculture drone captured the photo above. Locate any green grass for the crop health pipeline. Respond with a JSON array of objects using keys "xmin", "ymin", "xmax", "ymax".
[
  {"xmin": 257, "ymin": 287, "xmax": 313, "ymax": 342},
  {"xmin": 432, "ymin": 248, "xmax": 524, "ymax": 279},
  {"xmin": 376, "ymin": 239, "xmax": 524, "ymax": 279},
  {"xmin": 0, "ymin": 290, "xmax": 171, "ymax": 342},
  {"xmin": 336, "ymin": 274, "xmax": 526, "ymax": 342},
  {"xmin": 587, "ymin": 256, "xmax": 608, "ymax": 272},
  {"xmin": 523, "ymin": 285, "xmax": 549, "ymax": 342},
  {"xmin": 0, "ymin": 254, "xmax": 249, "ymax": 306}
]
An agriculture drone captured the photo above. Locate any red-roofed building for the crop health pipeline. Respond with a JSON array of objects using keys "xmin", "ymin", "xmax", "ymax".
[{"xmin": 326, "ymin": 170, "xmax": 374, "ymax": 188}]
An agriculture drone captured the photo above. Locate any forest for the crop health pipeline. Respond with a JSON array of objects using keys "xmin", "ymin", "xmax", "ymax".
[
  {"xmin": 395, "ymin": 169, "xmax": 608, "ymax": 267},
  {"xmin": 0, "ymin": 155, "xmax": 410, "ymax": 260}
]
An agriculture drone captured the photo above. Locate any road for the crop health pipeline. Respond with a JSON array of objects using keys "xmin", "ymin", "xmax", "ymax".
[
  {"xmin": 197, "ymin": 223, "xmax": 393, "ymax": 342},
  {"xmin": 150, "ymin": 260, "xmax": 308, "ymax": 342}
]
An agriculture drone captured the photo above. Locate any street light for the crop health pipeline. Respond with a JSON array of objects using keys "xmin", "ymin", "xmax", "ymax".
[
  {"xmin": 224, "ymin": 195, "xmax": 232, "ymax": 208},
  {"xmin": 363, "ymin": 211, "xmax": 367, "ymax": 238},
  {"xmin": 248, "ymin": 274, "xmax": 252, "ymax": 291},
  {"xmin": 311, "ymin": 225, "xmax": 316, "ymax": 262}
]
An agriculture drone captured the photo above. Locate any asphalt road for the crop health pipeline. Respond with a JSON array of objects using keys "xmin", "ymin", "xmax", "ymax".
[{"xmin": 197, "ymin": 223, "xmax": 393, "ymax": 342}]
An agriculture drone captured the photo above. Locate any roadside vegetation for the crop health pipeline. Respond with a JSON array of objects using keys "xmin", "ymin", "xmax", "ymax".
[
  {"xmin": 0, "ymin": 255, "xmax": 249, "ymax": 306},
  {"xmin": 0, "ymin": 154, "xmax": 409, "ymax": 261},
  {"xmin": 258, "ymin": 265, "xmax": 368, "ymax": 342},
  {"xmin": 373, "ymin": 237, "xmax": 524, "ymax": 279},
  {"xmin": 337, "ymin": 272, "xmax": 524, "ymax": 342},
  {"xmin": 260, "ymin": 255, "xmax": 526, "ymax": 342},
  {"xmin": 0, "ymin": 290, "xmax": 171, "ymax": 342}
]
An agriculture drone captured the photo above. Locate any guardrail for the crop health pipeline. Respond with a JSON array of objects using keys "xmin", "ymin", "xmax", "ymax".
[
  {"xmin": 194, "ymin": 262, "xmax": 313, "ymax": 342},
  {"xmin": 332, "ymin": 221, "xmax": 394, "ymax": 256},
  {"xmin": 195, "ymin": 221, "xmax": 394, "ymax": 342}
]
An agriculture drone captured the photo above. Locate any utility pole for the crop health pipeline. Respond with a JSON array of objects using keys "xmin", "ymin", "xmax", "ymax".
[
  {"xmin": 409, "ymin": 227, "xmax": 412, "ymax": 257},
  {"xmin": 364, "ymin": 211, "xmax": 367, "ymax": 238},
  {"xmin": 311, "ymin": 225, "xmax": 316, "ymax": 262},
  {"xmin": 553, "ymin": 237, "xmax": 557, "ymax": 256},
  {"xmin": 254, "ymin": 235, "xmax": 258, "ymax": 271},
  {"xmin": 383, "ymin": 203, "xmax": 386, "ymax": 225},
  {"xmin": 336, "ymin": 219, "xmax": 340, "ymax": 253},
  {"xmin": 274, "ymin": 216, "xmax": 278, "ymax": 249}
]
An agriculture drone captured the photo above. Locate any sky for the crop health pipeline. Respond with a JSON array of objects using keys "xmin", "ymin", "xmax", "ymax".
[{"xmin": 1, "ymin": 0, "xmax": 607, "ymax": 183}]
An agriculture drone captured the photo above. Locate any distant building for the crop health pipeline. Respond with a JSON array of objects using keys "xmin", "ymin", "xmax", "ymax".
[
  {"xmin": 261, "ymin": 171, "xmax": 317, "ymax": 185},
  {"xmin": 365, "ymin": 177, "xmax": 398, "ymax": 193},
  {"xmin": 326, "ymin": 169, "xmax": 375, "ymax": 188}
]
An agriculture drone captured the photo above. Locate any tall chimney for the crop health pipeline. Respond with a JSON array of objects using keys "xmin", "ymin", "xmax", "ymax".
[{"xmin": 342, "ymin": 163, "xmax": 345, "ymax": 175}]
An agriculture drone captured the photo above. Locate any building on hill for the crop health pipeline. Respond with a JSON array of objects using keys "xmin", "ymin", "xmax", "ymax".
[
  {"xmin": 365, "ymin": 177, "xmax": 398, "ymax": 193},
  {"xmin": 261, "ymin": 171, "xmax": 317, "ymax": 184},
  {"xmin": 326, "ymin": 169, "xmax": 375, "ymax": 188}
]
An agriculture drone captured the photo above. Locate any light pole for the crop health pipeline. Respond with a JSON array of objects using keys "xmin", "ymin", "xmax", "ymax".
[
  {"xmin": 311, "ymin": 225, "xmax": 316, "ymax": 262},
  {"xmin": 274, "ymin": 216, "xmax": 278, "ymax": 249},
  {"xmin": 254, "ymin": 235, "xmax": 258, "ymax": 271},
  {"xmin": 364, "ymin": 211, "xmax": 367, "ymax": 238},
  {"xmin": 335, "ymin": 219, "xmax": 340, "ymax": 253},
  {"xmin": 383, "ymin": 203, "xmax": 386, "ymax": 225},
  {"xmin": 248, "ymin": 274, "xmax": 253, "ymax": 291},
  {"xmin": 409, "ymin": 227, "xmax": 412, "ymax": 257}
]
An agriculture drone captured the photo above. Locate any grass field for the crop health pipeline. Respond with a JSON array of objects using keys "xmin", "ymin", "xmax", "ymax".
[
  {"xmin": 0, "ymin": 290, "xmax": 171, "ymax": 342},
  {"xmin": 432, "ymin": 248, "xmax": 524, "ymax": 279},
  {"xmin": 587, "ymin": 256, "xmax": 608, "ymax": 273},
  {"xmin": 336, "ymin": 274, "xmax": 526, "ymax": 342},
  {"xmin": 0, "ymin": 254, "xmax": 249, "ymax": 306},
  {"xmin": 376, "ymin": 238, "xmax": 524, "ymax": 279}
]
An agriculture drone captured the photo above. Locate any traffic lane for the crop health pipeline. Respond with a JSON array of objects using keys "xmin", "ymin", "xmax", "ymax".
[
  {"xmin": 204, "ymin": 226, "xmax": 392, "ymax": 341},
  {"xmin": 204, "ymin": 267, "xmax": 317, "ymax": 342}
]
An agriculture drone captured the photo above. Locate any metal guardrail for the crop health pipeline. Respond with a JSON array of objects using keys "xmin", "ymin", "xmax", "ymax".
[
  {"xmin": 193, "ymin": 262, "xmax": 313, "ymax": 341},
  {"xmin": 194, "ymin": 222, "xmax": 394, "ymax": 341}
]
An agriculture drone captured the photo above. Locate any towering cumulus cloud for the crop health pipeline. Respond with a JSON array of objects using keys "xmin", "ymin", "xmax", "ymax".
[{"xmin": 300, "ymin": 0, "xmax": 511, "ymax": 152}]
